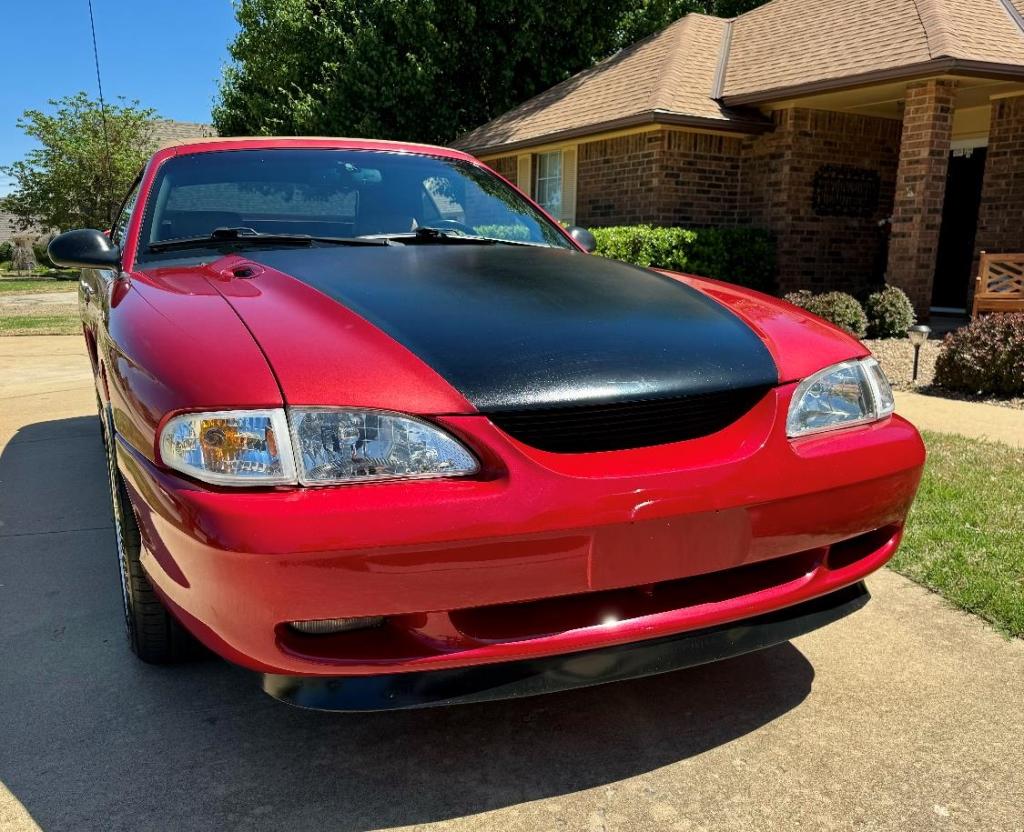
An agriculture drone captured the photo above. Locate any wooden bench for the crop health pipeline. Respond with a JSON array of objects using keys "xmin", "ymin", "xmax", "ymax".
[{"xmin": 973, "ymin": 252, "xmax": 1024, "ymax": 317}]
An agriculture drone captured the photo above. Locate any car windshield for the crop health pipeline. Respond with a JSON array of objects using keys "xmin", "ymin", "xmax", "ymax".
[{"xmin": 135, "ymin": 148, "xmax": 572, "ymax": 262}]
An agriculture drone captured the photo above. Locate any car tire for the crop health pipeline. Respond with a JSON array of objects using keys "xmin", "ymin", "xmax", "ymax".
[{"xmin": 101, "ymin": 406, "xmax": 197, "ymax": 664}]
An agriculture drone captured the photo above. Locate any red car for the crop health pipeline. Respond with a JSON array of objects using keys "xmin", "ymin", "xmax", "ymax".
[{"xmin": 48, "ymin": 137, "xmax": 924, "ymax": 711}]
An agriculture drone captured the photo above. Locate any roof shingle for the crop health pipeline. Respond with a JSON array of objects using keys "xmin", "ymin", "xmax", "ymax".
[
  {"xmin": 458, "ymin": 0, "xmax": 1024, "ymax": 155},
  {"xmin": 457, "ymin": 15, "xmax": 765, "ymax": 154}
]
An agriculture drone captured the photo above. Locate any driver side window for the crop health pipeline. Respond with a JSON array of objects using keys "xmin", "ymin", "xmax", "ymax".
[{"xmin": 111, "ymin": 179, "xmax": 142, "ymax": 246}]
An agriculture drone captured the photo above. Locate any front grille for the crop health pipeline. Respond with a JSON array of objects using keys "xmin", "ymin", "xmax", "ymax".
[{"xmin": 486, "ymin": 386, "xmax": 772, "ymax": 453}]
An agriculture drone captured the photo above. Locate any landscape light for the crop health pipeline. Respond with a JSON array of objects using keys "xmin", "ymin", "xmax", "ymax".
[{"xmin": 907, "ymin": 325, "xmax": 931, "ymax": 383}]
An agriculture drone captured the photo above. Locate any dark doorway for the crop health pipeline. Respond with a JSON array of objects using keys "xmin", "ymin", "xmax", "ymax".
[{"xmin": 932, "ymin": 146, "xmax": 987, "ymax": 310}]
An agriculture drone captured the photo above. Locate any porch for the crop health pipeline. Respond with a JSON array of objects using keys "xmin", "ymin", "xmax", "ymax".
[{"xmin": 879, "ymin": 81, "xmax": 1024, "ymax": 318}]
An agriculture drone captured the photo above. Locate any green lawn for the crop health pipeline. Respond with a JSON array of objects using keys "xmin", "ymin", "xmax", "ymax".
[
  {"xmin": 0, "ymin": 278, "xmax": 76, "ymax": 294},
  {"xmin": 0, "ymin": 314, "xmax": 80, "ymax": 336},
  {"xmin": 891, "ymin": 430, "xmax": 1024, "ymax": 637}
]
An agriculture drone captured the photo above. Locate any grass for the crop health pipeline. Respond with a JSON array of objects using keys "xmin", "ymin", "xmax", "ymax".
[
  {"xmin": 891, "ymin": 430, "xmax": 1024, "ymax": 637},
  {"xmin": 0, "ymin": 314, "xmax": 80, "ymax": 336},
  {"xmin": 0, "ymin": 278, "xmax": 76, "ymax": 294}
]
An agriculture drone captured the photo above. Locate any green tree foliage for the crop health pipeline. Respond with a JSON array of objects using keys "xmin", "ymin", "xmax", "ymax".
[
  {"xmin": 0, "ymin": 93, "xmax": 157, "ymax": 232},
  {"xmin": 214, "ymin": 0, "xmax": 771, "ymax": 146},
  {"xmin": 614, "ymin": 0, "xmax": 768, "ymax": 48}
]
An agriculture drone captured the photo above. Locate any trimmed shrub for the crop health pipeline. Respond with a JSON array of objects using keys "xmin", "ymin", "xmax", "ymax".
[
  {"xmin": 934, "ymin": 314, "xmax": 1024, "ymax": 398},
  {"xmin": 9, "ymin": 234, "xmax": 36, "ymax": 273},
  {"xmin": 784, "ymin": 290, "xmax": 868, "ymax": 338},
  {"xmin": 33, "ymin": 232, "xmax": 57, "ymax": 271},
  {"xmin": 865, "ymin": 285, "xmax": 916, "ymax": 338},
  {"xmin": 591, "ymin": 225, "xmax": 776, "ymax": 293}
]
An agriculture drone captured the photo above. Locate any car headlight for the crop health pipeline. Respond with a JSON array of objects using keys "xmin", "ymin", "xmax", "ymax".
[
  {"xmin": 159, "ymin": 408, "xmax": 479, "ymax": 486},
  {"xmin": 160, "ymin": 409, "xmax": 298, "ymax": 485},
  {"xmin": 787, "ymin": 357, "xmax": 895, "ymax": 438},
  {"xmin": 289, "ymin": 408, "xmax": 479, "ymax": 485}
]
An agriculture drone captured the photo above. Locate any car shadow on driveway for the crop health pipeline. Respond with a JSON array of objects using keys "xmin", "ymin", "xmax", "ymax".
[{"xmin": 0, "ymin": 416, "xmax": 815, "ymax": 831}]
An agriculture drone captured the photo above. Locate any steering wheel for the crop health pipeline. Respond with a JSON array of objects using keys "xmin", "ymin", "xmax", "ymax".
[{"xmin": 422, "ymin": 219, "xmax": 476, "ymax": 235}]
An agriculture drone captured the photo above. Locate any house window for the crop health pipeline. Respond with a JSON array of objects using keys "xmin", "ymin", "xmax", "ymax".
[{"xmin": 534, "ymin": 151, "xmax": 562, "ymax": 218}]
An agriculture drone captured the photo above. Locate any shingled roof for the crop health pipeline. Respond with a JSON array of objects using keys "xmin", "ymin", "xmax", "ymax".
[
  {"xmin": 723, "ymin": 0, "xmax": 1024, "ymax": 102},
  {"xmin": 458, "ymin": 0, "xmax": 1024, "ymax": 155},
  {"xmin": 151, "ymin": 119, "xmax": 216, "ymax": 148}
]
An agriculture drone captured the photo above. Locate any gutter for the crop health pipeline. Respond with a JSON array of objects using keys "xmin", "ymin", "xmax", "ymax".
[
  {"xmin": 722, "ymin": 57, "xmax": 1024, "ymax": 106},
  {"xmin": 456, "ymin": 109, "xmax": 771, "ymax": 157}
]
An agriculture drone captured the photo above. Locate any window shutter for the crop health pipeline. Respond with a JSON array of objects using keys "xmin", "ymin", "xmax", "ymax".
[
  {"xmin": 517, "ymin": 154, "xmax": 532, "ymax": 197},
  {"xmin": 561, "ymin": 146, "xmax": 577, "ymax": 225}
]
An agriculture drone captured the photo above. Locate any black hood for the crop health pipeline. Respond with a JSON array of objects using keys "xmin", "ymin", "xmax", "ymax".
[{"xmin": 248, "ymin": 245, "xmax": 778, "ymax": 413}]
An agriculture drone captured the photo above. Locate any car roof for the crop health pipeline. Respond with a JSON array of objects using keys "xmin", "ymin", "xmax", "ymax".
[{"xmin": 154, "ymin": 135, "xmax": 479, "ymax": 164}]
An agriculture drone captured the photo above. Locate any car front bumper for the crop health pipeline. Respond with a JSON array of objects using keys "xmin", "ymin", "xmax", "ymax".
[
  {"xmin": 263, "ymin": 581, "xmax": 870, "ymax": 711},
  {"xmin": 115, "ymin": 386, "xmax": 925, "ymax": 680}
]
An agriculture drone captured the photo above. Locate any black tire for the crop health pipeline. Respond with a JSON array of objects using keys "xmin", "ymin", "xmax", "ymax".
[{"xmin": 101, "ymin": 407, "xmax": 197, "ymax": 664}]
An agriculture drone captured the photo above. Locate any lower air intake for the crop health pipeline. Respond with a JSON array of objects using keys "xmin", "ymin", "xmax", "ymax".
[{"xmin": 487, "ymin": 386, "xmax": 771, "ymax": 453}]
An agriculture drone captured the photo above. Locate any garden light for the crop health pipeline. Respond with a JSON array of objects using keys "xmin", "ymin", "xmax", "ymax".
[{"xmin": 907, "ymin": 325, "xmax": 931, "ymax": 383}]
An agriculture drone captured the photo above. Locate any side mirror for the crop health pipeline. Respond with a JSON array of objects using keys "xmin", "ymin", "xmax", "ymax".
[
  {"xmin": 47, "ymin": 229, "xmax": 121, "ymax": 270},
  {"xmin": 568, "ymin": 226, "xmax": 597, "ymax": 253}
]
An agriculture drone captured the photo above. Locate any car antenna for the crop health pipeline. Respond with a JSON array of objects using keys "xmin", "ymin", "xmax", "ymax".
[{"xmin": 87, "ymin": 0, "xmax": 114, "ymax": 226}]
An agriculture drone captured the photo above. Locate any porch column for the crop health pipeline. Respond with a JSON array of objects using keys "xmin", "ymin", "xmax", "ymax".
[{"xmin": 886, "ymin": 79, "xmax": 958, "ymax": 316}]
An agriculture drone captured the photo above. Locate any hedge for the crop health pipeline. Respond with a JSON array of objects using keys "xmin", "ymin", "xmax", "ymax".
[{"xmin": 591, "ymin": 225, "xmax": 776, "ymax": 293}]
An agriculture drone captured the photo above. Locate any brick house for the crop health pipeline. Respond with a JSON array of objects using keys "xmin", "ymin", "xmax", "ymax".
[{"xmin": 457, "ymin": 0, "xmax": 1024, "ymax": 317}]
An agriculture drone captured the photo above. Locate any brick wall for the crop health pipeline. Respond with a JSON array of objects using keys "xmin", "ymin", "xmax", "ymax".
[
  {"xmin": 576, "ymin": 132, "xmax": 664, "ymax": 225},
  {"xmin": 886, "ymin": 79, "xmax": 958, "ymax": 314},
  {"xmin": 974, "ymin": 94, "xmax": 1024, "ymax": 264},
  {"xmin": 656, "ymin": 131, "xmax": 743, "ymax": 225},
  {"xmin": 740, "ymin": 109, "xmax": 901, "ymax": 295},
  {"xmin": 572, "ymin": 115, "xmax": 899, "ymax": 295},
  {"xmin": 575, "ymin": 130, "xmax": 742, "ymax": 227},
  {"xmin": 488, "ymin": 155, "xmax": 518, "ymax": 183}
]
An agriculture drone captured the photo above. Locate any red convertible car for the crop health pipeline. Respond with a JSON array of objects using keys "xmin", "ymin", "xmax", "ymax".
[{"xmin": 49, "ymin": 137, "xmax": 924, "ymax": 710}]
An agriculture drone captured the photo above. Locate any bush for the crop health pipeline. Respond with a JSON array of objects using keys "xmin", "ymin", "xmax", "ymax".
[
  {"xmin": 934, "ymin": 314, "xmax": 1024, "ymax": 398},
  {"xmin": 32, "ymin": 232, "xmax": 56, "ymax": 271},
  {"xmin": 865, "ymin": 285, "xmax": 916, "ymax": 338},
  {"xmin": 591, "ymin": 225, "xmax": 776, "ymax": 293},
  {"xmin": 9, "ymin": 234, "xmax": 36, "ymax": 273},
  {"xmin": 784, "ymin": 289, "xmax": 868, "ymax": 338},
  {"xmin": 0, "ymin": 240, "xmax": 12, "ymax": 264}
]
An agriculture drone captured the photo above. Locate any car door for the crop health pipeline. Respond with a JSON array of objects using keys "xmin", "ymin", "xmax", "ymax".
[{"xmin": 82, "ymin": 176, "xmax": 141, "ymax": 379}]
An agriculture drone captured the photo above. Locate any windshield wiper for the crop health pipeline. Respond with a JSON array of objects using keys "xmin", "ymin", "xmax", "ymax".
[
  {"xmin": 361, "ymin": 227, "xmax": 541, "ymax": 247},
  {"xmin": 147, "ymin": 226, "xmax": 390, "ymax": 252}
]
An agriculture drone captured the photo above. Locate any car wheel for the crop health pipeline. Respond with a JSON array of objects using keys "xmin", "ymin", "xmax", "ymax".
[{"xmin": 101, "ymin": 407, "xmax": 197, "ymax": 664}]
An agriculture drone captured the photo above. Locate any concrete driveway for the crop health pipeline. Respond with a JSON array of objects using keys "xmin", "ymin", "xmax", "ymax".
[{"xmin": 1, "ymin": 336, "xmax": 1022, "ymax": 832}]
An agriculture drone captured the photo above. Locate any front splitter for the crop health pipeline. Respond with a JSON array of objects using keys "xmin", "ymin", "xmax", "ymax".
[{"xmin": 263, "ymin": 581, "xmax": 869, "ymax": 711}]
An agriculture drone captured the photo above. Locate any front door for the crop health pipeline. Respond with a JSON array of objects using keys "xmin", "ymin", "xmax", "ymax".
[{"xmin": 932, "ymin": 147, "xmax": 987, "ymax": 311}]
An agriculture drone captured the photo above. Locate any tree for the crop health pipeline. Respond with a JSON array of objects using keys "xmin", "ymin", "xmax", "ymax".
[
  {"xmin": 214, "ymin": 0, "xmax": 770, "ymax": 147},
  {"xmin": 613, "ymin": 0, "xmax": 770, "ymax": 49},
  {"xmin": 0, "ymin": 93, "xmax": 157, "ymax": 232}
]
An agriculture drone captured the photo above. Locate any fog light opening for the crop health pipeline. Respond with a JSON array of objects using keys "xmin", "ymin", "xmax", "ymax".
[{"xmin": 288, "ymin": 616, "xmax": 386, "ymax": 635}]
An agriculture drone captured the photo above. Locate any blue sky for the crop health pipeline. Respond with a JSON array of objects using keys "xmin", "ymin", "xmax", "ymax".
[{"xmin": 0, "ymin": 1, "xmax": 239, "ymax": 194}]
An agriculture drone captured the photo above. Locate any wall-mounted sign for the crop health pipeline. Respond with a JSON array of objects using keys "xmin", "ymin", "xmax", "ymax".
[{"xmin": 812, "ymin": 165, "xmax": 881, "ymax": 218}]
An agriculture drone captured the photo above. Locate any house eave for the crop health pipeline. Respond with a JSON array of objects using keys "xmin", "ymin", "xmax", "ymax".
[
  {"xmin": 721, "ymin": 58, "xmax": 1024, "ymax": 106},
  {"xmin": 456, "ymin": 110, "xmax": 771, "ymax": 157}
]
